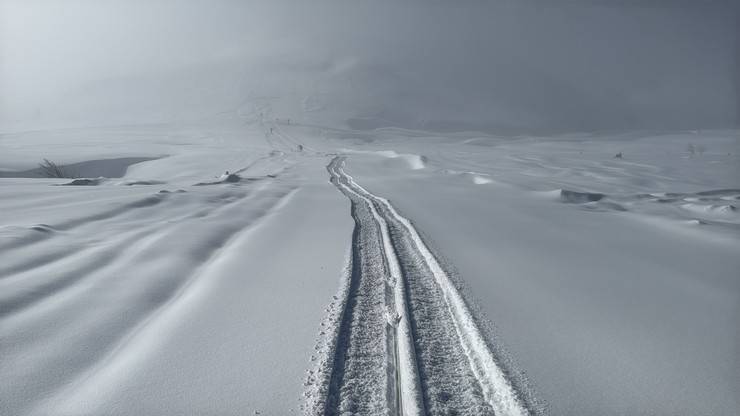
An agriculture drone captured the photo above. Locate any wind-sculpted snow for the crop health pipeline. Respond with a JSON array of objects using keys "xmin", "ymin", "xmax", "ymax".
[
  {"xmin": 332, "ymin": 128, "xmax": 738, "ymax": 415},
  {"xmin": 59, "ymin": 177, "xmax": 106, "ymax": 186},
  {"xmin": 0, "ymin": 175, "xmax": 296, "ymax": 415},
  {"xmin": 558, "ymin": 189, "xmax": 604, "ymax": 204},
  {"xmin": 322, "ymin": 157, "xmax": 530, "ymax": 416},
  {"xmin": 340, "ymin": 149, "xmax": 426, "ymax": 170},
  {"xmin": 1, "ymin": 121, "xmax": 736, "ymax": 415},
  {"xmin": 534, "ymin": 187, "xmax": 740, "ymax": 234}
]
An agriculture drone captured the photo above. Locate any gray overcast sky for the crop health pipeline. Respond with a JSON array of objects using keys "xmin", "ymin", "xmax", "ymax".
[{"xmin": 1, "ymin": 0, "xmax": 738, "ymax": 132}]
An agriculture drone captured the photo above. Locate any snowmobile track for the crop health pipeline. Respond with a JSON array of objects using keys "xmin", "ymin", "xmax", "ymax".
[{"xmin": 324, "ymin": 156, "xmax": 529, "ymax": 416}]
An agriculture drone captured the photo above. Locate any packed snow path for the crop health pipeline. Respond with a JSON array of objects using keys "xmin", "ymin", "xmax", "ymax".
[{"xmin": 325, "ymin": 157, "xmax": 529, "ymax": 416}]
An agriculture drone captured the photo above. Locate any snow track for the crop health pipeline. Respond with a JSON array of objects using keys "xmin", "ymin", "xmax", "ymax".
[{"xmin": 325, "ymin": 157, "xmax": 528, "ymax": 416}]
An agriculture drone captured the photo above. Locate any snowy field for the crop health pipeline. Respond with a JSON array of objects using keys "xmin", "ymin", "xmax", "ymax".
[{"xmin": 1, "ymin": 119, "xmax": 737, "ymax": 415}]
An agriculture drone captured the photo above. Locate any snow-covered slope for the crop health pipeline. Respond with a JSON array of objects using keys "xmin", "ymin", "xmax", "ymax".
[
  {"xmin": 1, "ymin": 120, "xmax": 737, "ymax": 415},
  {"xmin": 0, "ymin": 122, "xmax": 352, "ymax": 415},
  {"xmin": 337, "ymin": 128, "xmax": 739, "ymax": 415},
  {"xmin": 2, "ymin": 1, "xmax": 738, "ymax": 413}
]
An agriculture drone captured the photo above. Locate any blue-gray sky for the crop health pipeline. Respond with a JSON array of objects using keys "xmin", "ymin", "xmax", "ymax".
[{"xmin": 1, "ymin": 0, "xmax": 738, "ymax": 132}]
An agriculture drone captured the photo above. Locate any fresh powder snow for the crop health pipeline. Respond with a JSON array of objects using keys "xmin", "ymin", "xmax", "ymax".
[{"xmin": 1, "ymin": 1, "xmax": 738, "ymax": 415}]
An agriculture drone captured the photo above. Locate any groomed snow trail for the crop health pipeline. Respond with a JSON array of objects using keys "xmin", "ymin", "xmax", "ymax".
[{"xmin": 326, "ymin": 157, "xmax": 529, "ymax": 416}]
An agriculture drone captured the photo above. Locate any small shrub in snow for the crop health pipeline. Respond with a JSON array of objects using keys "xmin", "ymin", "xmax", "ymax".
[{"xmin": 38, "ymin": 159, "xmax": 76, "ymax": 178}]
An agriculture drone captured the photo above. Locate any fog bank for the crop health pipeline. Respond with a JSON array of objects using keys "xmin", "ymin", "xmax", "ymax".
[{"xmin": 1, "ymin": 0, "xmax": 738, "ymax": 133}]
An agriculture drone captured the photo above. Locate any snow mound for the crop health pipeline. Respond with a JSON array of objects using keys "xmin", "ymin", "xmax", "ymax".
[
  {"xmin": 559, "ymin": 189, "xmax": 605, "ymax": 203},
  {"xmin": 552, "ymin": 189, "xmax": 629, "ymax": 212},
  {"xmin": 222, "ymin": 173, "xmax": 242, "ymax": 183},
  {"xmin": 194, "ymin": 173, "xmax": 272, "ymax": 186},
  {"xmin": 579, "ymin": 200, "xmax": 628, "ymax": 212},
  {"xmin": 341, "ymin": 149, "xmax": 426, "ymax": 170},
  {"xmin": 471, "ymin": 176, "xmax": 492, "ymax": 185},
  {"xmin": 59, "ymin": 177, "xmax": 106, "ymax": 186},
  {"xmin": 30, "ymin": 224, "xmax": 57, "ymax": 233},
  {"xmin": 397, "ymin": 153, "xmax": 426, "ymax": 170},
  {"xmin": 372, "ymin": 150, "xmax": 426, "ymax": 170},
  {"xmin": 445, "ymin": 170, "xmax": 497, "ymax": 185},
  {"xmin": 694, "ymin": 189, "xmax": 740, "ymax": 197},
  {"xmin": 122, "ymin": 180, "xmax": 167, "ymax": 186},
  {"xmin": 471, "ymin": 175, "xmax": 493, "ymax": 185},
  {"xmin": 681, "ymin": 203, "xmax": 737, "ymax": 216},
  {"xmin": 194, "ymin": 173, "xmax": 244, "ymax": 186}
]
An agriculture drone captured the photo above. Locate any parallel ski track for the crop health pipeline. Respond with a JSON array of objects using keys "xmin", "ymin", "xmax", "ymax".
[{"xmin": 325, "ymin": 156, "xmax": 529, "ymax": 416}]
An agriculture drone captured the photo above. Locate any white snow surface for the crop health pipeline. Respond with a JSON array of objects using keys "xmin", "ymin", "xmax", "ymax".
[{"xmin": 1, "ymin": 120, "xmax": 738, "ymax": 415}]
